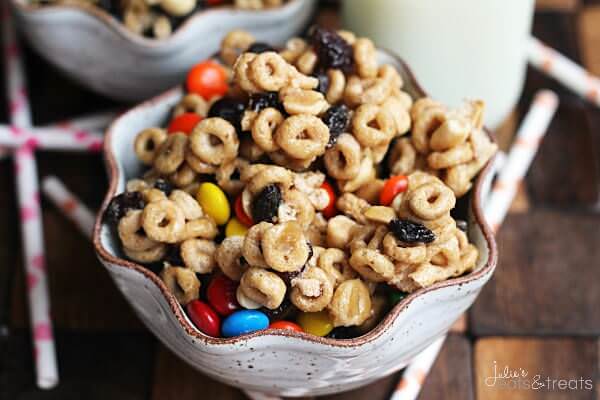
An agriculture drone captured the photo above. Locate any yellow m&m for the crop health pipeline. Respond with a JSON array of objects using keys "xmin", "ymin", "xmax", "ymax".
[
  {"xmin": 297, "ymin": 311, "xmax": 334, "ymax": 337},
  {"xmin": 225, "ymin": 217, "xmax": 248, "ymax": 237},
  {"xmin": 196, "ymin": 182, "xmax": 230, "ymax": 225}
]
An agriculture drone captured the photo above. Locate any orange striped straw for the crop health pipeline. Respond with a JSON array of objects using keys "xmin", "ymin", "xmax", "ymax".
[
  {"xmin": 528, "ymin": 36, "xmax": 600, "ymax": 107},
  {"xmin": 484, "ymin": 90, "xmax": 558, "ymax": 232}
]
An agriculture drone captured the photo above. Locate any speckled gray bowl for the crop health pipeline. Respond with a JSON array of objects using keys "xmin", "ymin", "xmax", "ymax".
[
  {"xmin": 11, "ymin": 0, "xmax": 316, "ymax": 101},
  {"xmin": 93, "ymin": 50, "xmax": 498, "ymax": 397}
]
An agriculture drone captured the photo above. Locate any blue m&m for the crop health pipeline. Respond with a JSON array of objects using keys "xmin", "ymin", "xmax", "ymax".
[{"xmin": 221, "ymin": 310, "xmax": 269, "ymax": 337}]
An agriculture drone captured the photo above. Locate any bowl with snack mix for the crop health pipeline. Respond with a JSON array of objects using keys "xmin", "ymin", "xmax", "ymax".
[
  {"xmin": 10, "ymin": 0, "xmax": 316, "ymax": 101},
  {"xmin": 93, "ymin": 27, "xmax": 498, "ymax": 396}
]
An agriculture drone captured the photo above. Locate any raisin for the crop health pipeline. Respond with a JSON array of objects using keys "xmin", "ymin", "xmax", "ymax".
[
  {"xmin": 154, "ymin": 179, "xmax": 173, "ymax": 195},
  {"xmin": 328, "ymin": 327, "xmax": 358, "ymax": 339},
  {"xmin": 197, "ymin": 273, "xmax": 213, "ymax": 301},
  {"xmin": 248, "ymin": 92, "xmax": 284, "ymax": 113},
  {"xmin": 321, "ymin": 104, "xmax": 349, "ymax": 146},
  {"xmin": 164, "ymin": 245, "xmax": 184, "ymax": 266},
  {"xmin": 247, "ymin": 42, "xmax": 275, "ymax": 54},
  {"xmin": 306, "ymin": 241, "xmax": 314, "ymax": 264},
  {"xmin": 314, "ymin": 72, "xmax": 329, "ymax": 95},
  {"xmin": 97, "ymin": 0, "xmax": 121, "ymax": 19},
  {"xmin": 251, "ymin": 184, "xmax": 282, "ymax": 223},
  {"xmin": 103, "ymin": 191, "xmax": 146, "ymax": 225},
  {"xmin": 277, "ymin": 262, "xmax": 307, "ymax": 287},
  {"xmin": 310, "ymin": 27, "xmax": 354, "ymax": 72},
  {"xmin": 388, "ymin": 219, "xmax": 436, "ymax": 244},
  {"xmin": 208, "ymin": 97, "xmax": 246, "ymax": 132},
  {"xmin": 261, "ymin": 298, "xmax": 297, "ymax": 320}
]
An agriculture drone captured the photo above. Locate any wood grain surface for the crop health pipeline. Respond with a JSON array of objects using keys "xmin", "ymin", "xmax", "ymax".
[
  {"xmin": 471, "ymin": 209, "xmax": 600, "ymax": 335},
  {"xmin": 474, "ymin": 338, "xmax": 597, "ymax": 400}
]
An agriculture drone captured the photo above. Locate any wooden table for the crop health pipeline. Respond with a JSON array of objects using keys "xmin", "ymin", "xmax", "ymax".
[{"xmin": 2, "ymin": 1, "xmax": 600, "ymax": 399}]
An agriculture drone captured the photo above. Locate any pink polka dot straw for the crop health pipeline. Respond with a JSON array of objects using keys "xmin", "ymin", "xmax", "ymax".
[
  {"xmin": 0, "ymin": 125, "xmax": 104, "ymax": 151},
  {"xmin": 2, "ymin": 1, "xmax": 59, "ymax": 389},
  {"xmin": 42, "ymin": 176, "xmax": 96, "ymax": 239}
]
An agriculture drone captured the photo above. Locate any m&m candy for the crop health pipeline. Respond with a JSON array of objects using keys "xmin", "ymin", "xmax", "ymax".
[
  {"xmin": 186, "ymin": 60, "xmax": 228, "ymax": 100},
  {"xmin": 196, "ymin": 182, "xmax": 230, "ymax": 225},
  {"xmin": 269, "ymin": 320, "xmax": 303, "ymax": 333},
  {"xmin": 225, "ymin": 217, "xmax": 248, "ymax": 237},
  {"xmin": 296, "ymin": 311, "xmax": 333, "ymax": 337},
  {"xmin": 167, "ymin": 112, "xmax": 202, "ymax": 134},
  {"xmin": 221, "ymin": 310, "xmax": 269, "ymax": 337},
  {"xmin": 320, "ymin": 181, "xmax": 337, "ymax": 218},
  {"xmin": 207, "ymin": 275, "xmax": 239, "ymax": 316},
  {"xmin": 186, "ymin": 300, "xmax": 221, "ymax": 337},
  {"xmin": 379, "ymin": 175, "xmax": 408, "ymax": 206}
]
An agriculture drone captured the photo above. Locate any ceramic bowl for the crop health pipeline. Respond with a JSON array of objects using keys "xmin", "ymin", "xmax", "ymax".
[
  {"xmin": 93, "ymin": 50, "xmax": 498, "ymax": 397},
  {"xmin": 11, "ymin": 0, "xmax": 316, "ymax": 102}
]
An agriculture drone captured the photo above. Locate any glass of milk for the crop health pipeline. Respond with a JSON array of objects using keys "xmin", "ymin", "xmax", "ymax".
[{"xmin": 342, "ymin": 0, "xmax": 535, "ymax": 129}]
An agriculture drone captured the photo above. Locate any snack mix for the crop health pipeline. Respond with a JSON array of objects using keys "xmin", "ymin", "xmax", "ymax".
[
  {"xmin": 31, "ymin": 0, "xmax": 287, "ymax": 39},
  {"xmin": 103, "ymin": 27, "xmax": 497, "ymax": 339}
]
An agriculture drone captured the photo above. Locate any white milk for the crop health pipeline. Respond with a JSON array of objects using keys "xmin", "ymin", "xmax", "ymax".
[{"xmin": 342, "ymin": 0, "xmax": 535, "ymax": 129}]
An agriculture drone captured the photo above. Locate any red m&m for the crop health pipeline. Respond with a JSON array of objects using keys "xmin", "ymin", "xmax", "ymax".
[
  {"xmin": 167, "ymin": 112, "xmax": 202, "ymax": 134},
  {"xmin": 207, "ymin": 275, "xmax": 240, "ymax": 316},
  {"xmin": 379, "ymin": 175, "xmax": 408, "ymax": 206},
  {"xmin": 320, "ymin": 181, "xmax": 337, "ymax": 218},
  {"xmin": 186, "ymin": 300, "xmax": 221, "ymax": 337}
]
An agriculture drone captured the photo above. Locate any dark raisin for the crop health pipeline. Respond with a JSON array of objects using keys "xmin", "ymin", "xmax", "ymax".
[
  {"xmin": 261, "ymin": 298, "xmax": 297, "ymax": 320},
  {"xmin": 97, "ymin": 0, "xmax": 121, "ymax": 19},
  {"xmin": 306, "ymin": 241, "xmax": 313, "ymax": 263},
  {"xmin": 321, "ymin": 104, "xmax": 349, "ymax": 146},
  {"xmin": 208, "ymin": 97, "xmax": 246, "ymax": 132},
  {"xmin": 456, "ymin": 220, "xmax": 468, "ymax": 232},
  {"xmin": 251, "ymin": 184, "xmax": 282, "ymax": 223},
  {"xmin": 197, "ymin": 273, "xmax": 213, "ymax": 300},
  {"xmin": 388, "ymin": 219, "xmax": 436, "ymax": 244},
  {"xmin": 154, "ymin": 179, "xmax": 173, "ymax": 195},
  {"xmin": 164, "ymin": 245, "xmax": 184, "ymax": 266},
  {"xmin": 314, "ymin": 72, "xmax": 329, "ymax": 94},
  {"xmin": 103, "ymin": 191, "xmax": 146, "ymax": 225},
  {"xmin": 247, "ymin": 42, "xmax": 275, "ymax": 53},
  {"xmin": 277, "ymin": 263, "xmax": 307, "ymax": 286},
  {"xmin": 310, "ymin": 27, "xmax": 354, "ymax": 72},
  {"xmin": 328, "ymin": 327, "xmax": 358, "ymax": 339},
  {"xmin": 248, "ymin": 92, "xmax": 284, "ymax": 113}
]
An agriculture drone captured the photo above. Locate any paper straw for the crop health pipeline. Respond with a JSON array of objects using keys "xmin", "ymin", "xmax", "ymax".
[
  {"xmin": 484, "ymin": 90, "xmax": 558, "ymax": 232},
  {"xmin": 2, "ymin": 2, "xmax": 59, "ymax": 389},
  {"xmin": 390, "ymin": 336, "xmax": 445, "ymax": 400},
  {"xmin": 243, "ymin": 390, "xmax": 282, "ymax": 400},
  {"xmin": 0, "ymin": 125, "xmax": 103, "ymax": 151},
  {"xmin": 42, "ymin": 176, "xmax": 95, "ymax": 238},
  {"xmin": 50, "ymin": 110, "xmax": 118, "ymax": 132},
  {"xmin": 528, "ymin": 36, "xmax": 600, "ymax": 107},
  {"xmin": 389, "ymin": 90, "xmax": 558, "ymax": 400}
]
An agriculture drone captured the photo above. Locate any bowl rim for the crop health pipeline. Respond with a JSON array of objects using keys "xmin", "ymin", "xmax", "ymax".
[
  {"xmin": 92, "ymin": 51, "xmax": 498, "ymax": 348},
  {"xmin": 10, "ymin": 0, "xmax": 309, "ymax": 49}
]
